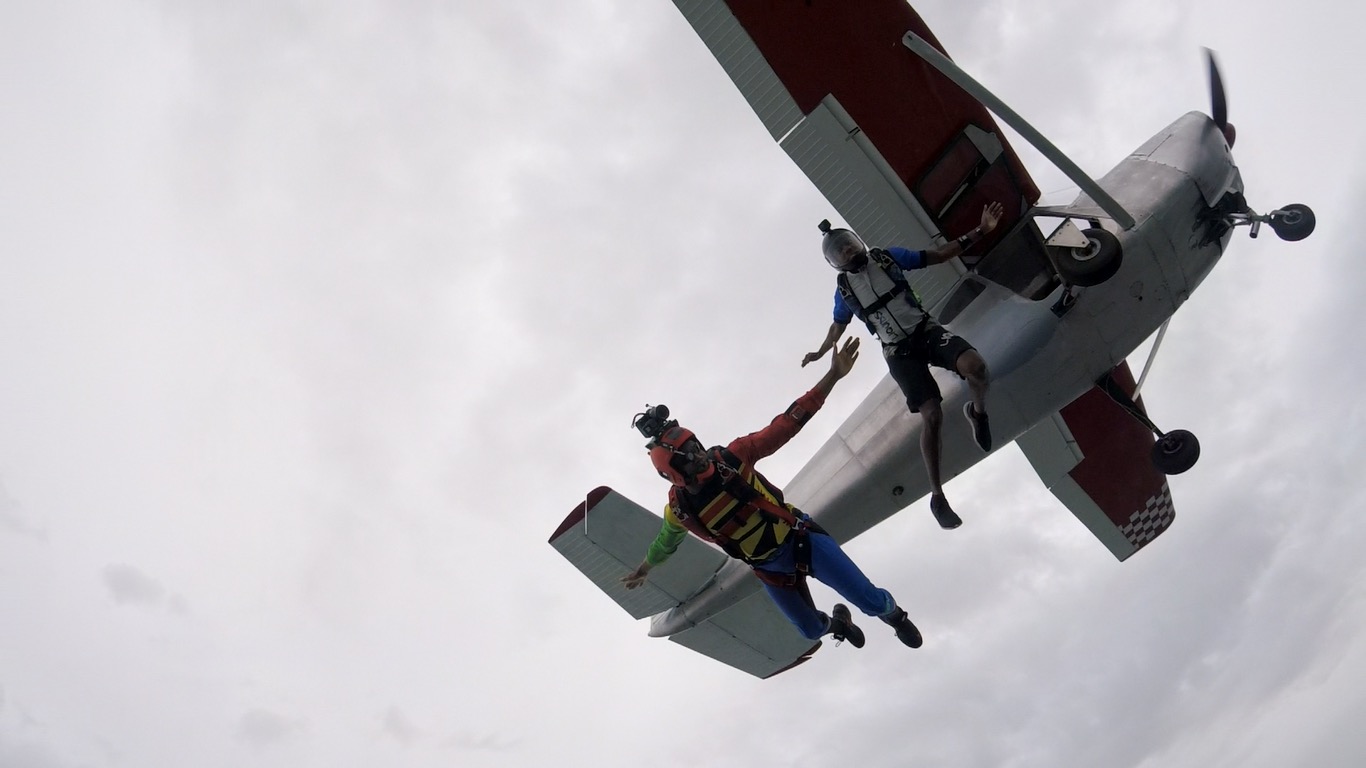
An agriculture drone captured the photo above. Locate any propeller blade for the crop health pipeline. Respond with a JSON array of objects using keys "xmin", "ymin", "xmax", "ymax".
[
  {"xmin": 1204, "ymin": 48, "xmax": 1236, "ymax": 146},
  {"xmin": 1205, "ymin": 47, "xmax": 1228, "ymax": 129}
]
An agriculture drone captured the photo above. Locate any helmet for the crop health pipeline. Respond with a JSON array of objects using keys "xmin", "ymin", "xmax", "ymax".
[
  {"xmin": 649, "ymin": 424, "xmax": 716, "ymax": 486},
  {"xmin": 819, "ymin": 219, "xmax": 868, "ymax": 271}
]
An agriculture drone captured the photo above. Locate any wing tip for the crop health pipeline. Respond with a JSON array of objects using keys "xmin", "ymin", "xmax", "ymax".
[
  {"xmin": 548, "ymin": 486, "xmax": 614, "ymax": 543},
  {"xmin": 760, "ymin": 641, "xmax": 823, "ymax": 679}
]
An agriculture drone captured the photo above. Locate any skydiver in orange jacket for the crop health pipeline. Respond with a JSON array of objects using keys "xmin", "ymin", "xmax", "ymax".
[{"xmin": 621, "ymin": 338, "xmax": 922, "ymax": 650}]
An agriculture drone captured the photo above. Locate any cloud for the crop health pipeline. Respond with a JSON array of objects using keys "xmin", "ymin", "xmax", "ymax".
[
  {"xmin": 0, "ymin": 741, "xmax": 78, "ymax": 768},
  {"xmin": 441, "ymin": 730, "xmax": 521, "ymax": 754},
  {"xmin": 100, "ymin": 564, "xmax": 166, "ymax": 607},
  {"xmin": 381, "ymin": 706, "xmax": 421, "ymax": 746},
  {"xmin": 98, "ymin": 564, "xmax": 191, "ymax": 615},
  {"xmin": 233, "ymin": 708, "xmax": 305, "ymax": 749},
  {"xmin": 0, "ymin": 480, "xmax": 45, "ymax": 542}
]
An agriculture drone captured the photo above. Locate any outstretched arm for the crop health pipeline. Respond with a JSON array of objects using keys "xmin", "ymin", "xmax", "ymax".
[
  {"xmin": 732, "ymin": 338, "xmax": 861, "ymax": 463},
  {"xmin": 811, "ymin": 336, "xmax": 859, "ymax": 398},
  {"xmin": 620, "ymin": 508, "xmax": 687, "ymax": 590},
  {"xmin": 802, "ymin": 321, "xmax": 848, "ymax": 367},
  {"xmin": 621, "ymin": 560, "xmax": 652, "ymax": 589},
  {"xmin": 923, "ymin": 201, "xmax": 1005, "ymax": 266}
]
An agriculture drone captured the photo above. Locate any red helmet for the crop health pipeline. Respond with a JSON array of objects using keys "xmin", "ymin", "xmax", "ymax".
[{"xmin": 649, "ymin": 424, "xmax": 715, "ymax": 486}]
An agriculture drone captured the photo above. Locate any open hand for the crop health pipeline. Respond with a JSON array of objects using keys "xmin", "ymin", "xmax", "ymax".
[
  {"xmin": 981, "ymin": 201, "xmax": 1005, "ymax": 233},
  {"xmin": 830, "ymin": 337, "xmax": 860, "ymax": 379},
  {"xmin": 801, "ymin": 350, "xmax": 826, "ymax": 368},
  {"xmin": 620, "ymin": 564, "xmax": 650, "ymax": 590}
]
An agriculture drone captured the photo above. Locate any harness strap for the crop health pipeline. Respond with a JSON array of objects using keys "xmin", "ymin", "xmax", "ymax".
[
  {"xmin": 749, "ymin": 517, "xmax": 830, "ymax": 588},
  {"xmin": 857, "ymin": 281, "xmax": 908, "ymax": 315},
  {"xmin": 673, "ymin": 448, "xmax": 811, "ymax": 565},
  {"xmin": 711, "ymin": 450, "xmax": 802, "ymax": 529},
  {"xmin": 837, "ymin": 249, "xmax": 919, "ymax": 322},
  {"xmin": 750, "ymin": 526, "xmax": 812, "ymax": 589}
]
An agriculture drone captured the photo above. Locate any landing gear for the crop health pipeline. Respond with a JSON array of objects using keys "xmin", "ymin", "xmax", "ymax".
[
  {"xmin": 1268, "ymin": 203, "xmax": 1316, "ymax": 241},
  {"xmin": 1096, "ymin": 372, "xmax": 1200, "ymax": 476},
  {"xmin": 1213, "ymin": 200, "xmax": 1317, "ymax": 242},
  {"xmin": 1151, "ymin": 429, "xmax": 1201, "ymax": 475},
  {"xmin": 1056, "ymin": 228, "xmax": 1123, "ymax": 287}
]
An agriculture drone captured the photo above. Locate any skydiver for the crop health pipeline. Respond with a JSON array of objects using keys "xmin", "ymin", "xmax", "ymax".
[
  {"xmin": 802, "ymin": 202, "xmax": 1003, "ymax": 530},
  {"xmin": 621, "ymin": 337, "xmax": 923, "ymax": 651}
]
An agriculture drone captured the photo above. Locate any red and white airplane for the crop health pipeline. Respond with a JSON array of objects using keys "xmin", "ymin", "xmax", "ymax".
[{"xmin": 549, "ymin": 1, "xmax": 1314, "ymax": 678}]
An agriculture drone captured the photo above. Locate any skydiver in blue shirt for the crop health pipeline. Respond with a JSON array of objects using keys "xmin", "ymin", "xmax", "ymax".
[{"xmin": 802, "ymin": 202, "xmax": 1003, "ymax": 529}]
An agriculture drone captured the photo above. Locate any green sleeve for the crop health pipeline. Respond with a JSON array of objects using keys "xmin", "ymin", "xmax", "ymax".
[{"xmin": 645, "ymin": 505, "xmax": 688, "ymax": 566}]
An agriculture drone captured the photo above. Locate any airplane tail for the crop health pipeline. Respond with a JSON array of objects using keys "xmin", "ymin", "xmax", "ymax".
[
  {"xmin": 548, "ymin": 487, "xmax": 728, "ymax": 620},
  {"xmin": 1016, "ymin": 361, "xmax": 1176, "ymax": 561},
  {"xmin": 550, "ymin": 487, "xmax": 826, "ymax": 678}
]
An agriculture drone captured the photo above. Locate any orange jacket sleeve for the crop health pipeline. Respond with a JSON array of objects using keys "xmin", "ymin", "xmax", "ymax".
[{"xmin": 725, "ymin": 388, "xmax": 827, "ymax": 465}]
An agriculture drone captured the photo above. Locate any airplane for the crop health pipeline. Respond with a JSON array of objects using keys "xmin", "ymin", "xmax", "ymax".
[{"xmin": 548, "ymin": 1, "xmax": 1315, "ymax": 678}]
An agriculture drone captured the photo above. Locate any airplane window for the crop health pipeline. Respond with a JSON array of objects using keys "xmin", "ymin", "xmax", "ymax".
[{"xmin": 919, "ymin": 136, "xmax": 983, "ymax": 215}]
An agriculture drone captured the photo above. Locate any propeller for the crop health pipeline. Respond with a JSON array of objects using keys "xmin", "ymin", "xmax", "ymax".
[{"xmin": 1204, "ymin": 48, "xmax": 1236, "ymax": 147}]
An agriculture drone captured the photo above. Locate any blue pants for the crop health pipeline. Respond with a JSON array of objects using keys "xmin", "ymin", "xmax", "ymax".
[{"xmin": 754, "ymin": 530, "xmax": 897, "ymax": 640}]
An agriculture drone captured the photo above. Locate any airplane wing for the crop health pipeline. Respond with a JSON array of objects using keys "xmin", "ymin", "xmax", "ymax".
[
  {"xmin": 549, "ymin": 487, "xmax": 728, "ymax": 619},
  {"xmin": 549, "ymin": 487, "xmax": 821, "ymax": 677},
  {"xmin": 671, "ymin": 0, "xmax": 1041, "ymax": 309},
  {"xmin": 1015, "ymin": 362, "xmax": 1176, "ymax": 560},
  {"xmin": 664, "ymin": 589, "xmax": 821, "ymax": 679}
]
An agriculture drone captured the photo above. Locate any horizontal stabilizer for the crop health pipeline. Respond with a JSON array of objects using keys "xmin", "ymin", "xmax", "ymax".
[
  {"xmin": 549, "ymin": 487, "xmax": 727, "ymax": 619},
  {"xmin": 665, "ymin": 590, "xmax": 821, "ymax": 679},
  {"xmin": 1016, "ymin": 362, "xmax": 1175, "ymax": 561}
]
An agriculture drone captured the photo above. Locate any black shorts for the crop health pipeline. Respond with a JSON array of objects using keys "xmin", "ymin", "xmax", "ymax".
[{"xmin": 884, "ymin": 322, "xmax": 976, "ymax": 412}]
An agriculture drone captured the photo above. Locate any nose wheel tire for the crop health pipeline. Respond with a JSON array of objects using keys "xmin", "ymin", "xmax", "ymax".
[
  {"xmin": 1269, "ymin": 203, "xmax": 1315, "ymax": 242},
  {"xmin": 1057, "ymin": 228, "xmax": 1122, "ymax": 287},
  {"xmin": 1151, "ymin": 429, "xmax": 1200, "ymax": 475}
]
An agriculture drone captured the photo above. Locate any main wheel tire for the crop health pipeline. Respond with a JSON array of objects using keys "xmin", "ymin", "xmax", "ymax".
[
  {"xmin": 1151, "ymin": 429, "xmax": 1200, "ymax": 475},
  {"xmin": 1270, "ymin": 203, "xmax": 1315, "ymax": 242},
  {"xmin": 1057, "ymin": 228, "xmax": 1122, "ymax": 287}
]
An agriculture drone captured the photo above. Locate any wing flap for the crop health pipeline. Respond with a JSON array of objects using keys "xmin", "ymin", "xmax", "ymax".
[
  {"xmin": 671, "ymin": 2, "xmax": 1038, "ymax": 224},
  {"xmin": 780, "ymin": 98, "xmax": 960, "ymax": 309},
  {"xmin": 549, "ymin": 487, "xmax": 728, "ymax": 619},
  {"xmin": 1016, "ymin": 362, "xmax": 1177, "ymax": 561},
  {"xmin": 666, "ymin": 590, "xmax": 821, "ymax": 679},
  {"xmin": 670, "ymin": 0, "xmax": 1041, "ymax": 308}
]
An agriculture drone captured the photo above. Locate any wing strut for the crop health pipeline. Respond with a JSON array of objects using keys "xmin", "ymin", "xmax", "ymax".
[
  {"xmin": 901, "ymin": 32, "xmax": 1136, "ymax": 230},
  {"xmin": 1132, "ymin": 318, "xmax": 1171, "ymax": 398}
]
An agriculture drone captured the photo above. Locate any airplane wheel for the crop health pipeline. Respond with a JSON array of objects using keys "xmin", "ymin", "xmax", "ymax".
[
  {"xmin": 1270, "ymin": 203, "xmax": 1315, "ymax": 241},
  {"xmin": 1057, "ymin": 228, "xmax": 1122, "ymax": 287},
  {"xmin": 1151, "ymin": 429, "xmax": 1200, "ymax": 475}
]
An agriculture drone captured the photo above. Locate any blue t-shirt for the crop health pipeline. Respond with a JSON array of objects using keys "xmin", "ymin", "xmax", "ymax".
[{"xmin": 831, "ymin": 247, "xmax": 927, "ymax": 324}]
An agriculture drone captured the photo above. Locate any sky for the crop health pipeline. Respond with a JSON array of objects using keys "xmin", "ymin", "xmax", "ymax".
[{"xmin": 1, "ymin": 1, "xmax": 1364, "ymax": 766}]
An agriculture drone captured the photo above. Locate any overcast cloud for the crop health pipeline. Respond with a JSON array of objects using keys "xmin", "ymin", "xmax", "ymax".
[{"xmin": 1, "ymin": 1, "xmax": 1364, "ymax": 767}]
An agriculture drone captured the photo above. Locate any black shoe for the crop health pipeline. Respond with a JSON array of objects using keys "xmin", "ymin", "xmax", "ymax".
[
  {"xmin": 930, "ymin": 493, "xmax": 962, "ymax": 530},
  {"xmin": 880, "ymin": 607, "xmax": 923, "ymax": 648},
  {"xmin": 828, "ymin": 603, "xmax": 865, "ymax": 648},
  {"xmin": 964, "ymin": 401, "xmax": 991, "ymax": 452}
]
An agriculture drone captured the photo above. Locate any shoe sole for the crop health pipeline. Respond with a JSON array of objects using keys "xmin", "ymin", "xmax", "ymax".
[
  {"xmin": 831, "ymin": 604, "xmax": 866, "ymax": 648},
  {"xmin": 934, "ymin": 514, "xmax": 962, "ymax": 530}
]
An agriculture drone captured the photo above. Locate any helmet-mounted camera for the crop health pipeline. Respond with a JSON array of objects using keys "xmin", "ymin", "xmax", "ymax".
[
  {"xmin": 819, "ymin": 218, "xmax": 868, "ymax": 272},
  {"xmin": 632, "ymin": 404, "xmax": 675, "ymax": 441}
]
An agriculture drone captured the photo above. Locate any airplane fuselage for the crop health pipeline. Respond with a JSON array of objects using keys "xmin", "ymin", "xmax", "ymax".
[{"xmin": 650, "ymin": 111, "xmax": 1238, "ymax": 638}]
